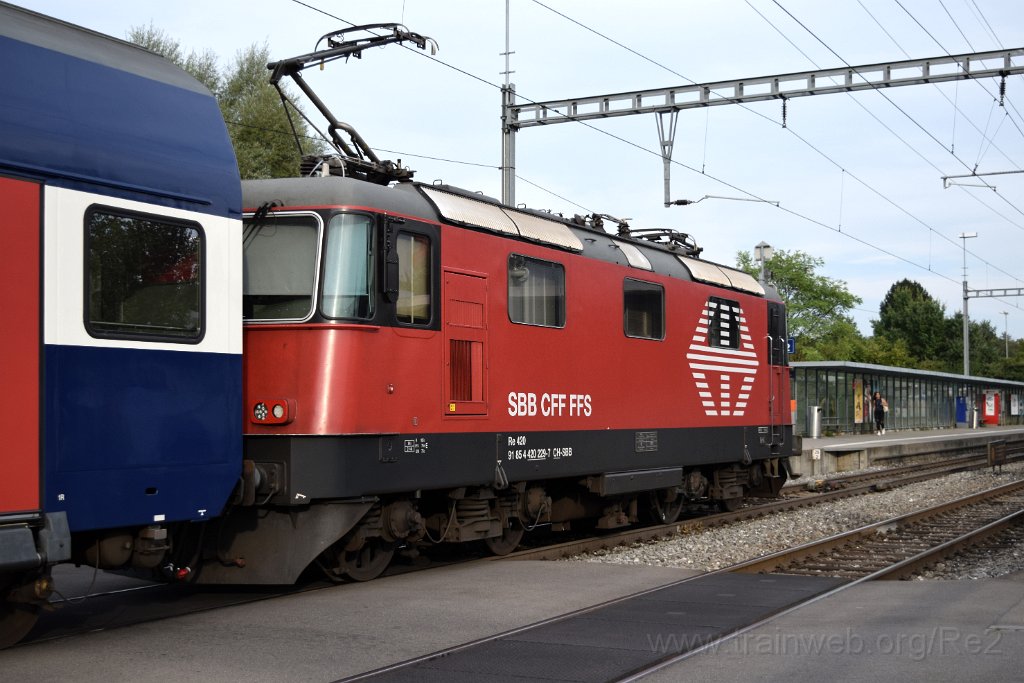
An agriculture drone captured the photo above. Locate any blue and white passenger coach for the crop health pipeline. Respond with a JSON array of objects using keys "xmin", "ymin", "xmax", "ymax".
[{"xmin": 0, "ymin": 1, "xmax": 241, "ymax": 642}]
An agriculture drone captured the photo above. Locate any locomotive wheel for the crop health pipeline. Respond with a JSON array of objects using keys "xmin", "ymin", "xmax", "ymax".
[
  {"xmin": 338, "ymin": 539, "xmax": 396, "ymax": 582},
  {"xmin": 0, "ymin": 600, "xmax": 38, "ymax": 650},
  {"xmin": 648, "ymin": 489, "xmax": 686, "ymax": 524},
  {"xmin": 484, "ymin": 521, "xmax": 525, "ymax": 556}
]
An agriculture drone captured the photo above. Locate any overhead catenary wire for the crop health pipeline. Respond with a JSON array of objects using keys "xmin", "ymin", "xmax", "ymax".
[
  {"xmin": 893, "ymin": 0, "xmax": 1024, "ymax": 146},
  {"xmin": 747, "ymin": 0, "xmax": 1024, "ymax": 285},
  {"xmin": 286, "ymin": 0, "xmax": 1021, "ymax": 311},
  {"xmin": 523, "ymin": 0, "xmax": 1024, "ymax": 296},
  {"xmin": 771, "ymin": 0, "xmax": 1023, "ymax": 205},
  {"xmin": 765, "ymin": 0, "xmax": 1024, "ymax": 301}
]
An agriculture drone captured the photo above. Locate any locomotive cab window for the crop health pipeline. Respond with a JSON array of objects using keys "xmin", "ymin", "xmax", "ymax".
[
  {"xmin": 322, "ymin": 213, "xmax": 375, "ymax": 320},
  {"xmin": 708, "ymin": 297, "xmax": 741, "ymax": 349},
  {"xmin": 243, "ymin": 212, "xmax": 320, "ymax": 320},
  {"xmin": 396, "ymin": 232, "xmax": 431, "ymax": 325},
  {"xmin": 624, "ymin": 278, "xmax": 664, "ymax": 340},
  {"xmin": 86, "ymin": 208, "xmax": 203, "ymax": 341},
  {"xmin": 508, "ymin": 254, "xmax": 565, "ymax": 328}
]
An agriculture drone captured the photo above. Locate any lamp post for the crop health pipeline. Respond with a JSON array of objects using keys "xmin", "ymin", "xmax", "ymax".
[
  {"xmin": 958, "ymin": 232, "xmax": 977, "ymax": 376},
  {"xmin": 754, "ymin": 241, "xmax": 773, "ymax": 285}
]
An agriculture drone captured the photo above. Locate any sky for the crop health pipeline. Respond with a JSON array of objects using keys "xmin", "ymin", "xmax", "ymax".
[{"xmin": 12, "ymin": 0, "xmax": 1024, "ymax": 340}]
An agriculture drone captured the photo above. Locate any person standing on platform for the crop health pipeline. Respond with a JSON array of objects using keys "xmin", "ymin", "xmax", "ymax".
[{"xmin": 872, "ymin": 391, "xmax": 888, "ymax": 435}]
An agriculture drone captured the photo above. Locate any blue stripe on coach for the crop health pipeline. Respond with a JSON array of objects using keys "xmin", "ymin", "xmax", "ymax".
[
  {"xmin": 42, "ymin": 345, "xmax": 241, "ymax": 532},
  {"xmin": 0, "ymin": 33, "xmax": 240, "ymax": 218}
]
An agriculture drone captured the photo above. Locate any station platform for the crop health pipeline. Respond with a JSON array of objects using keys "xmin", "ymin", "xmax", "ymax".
[
  {"xmin": 644, "ymin": 571, "xmax": 1024, "ymax": 682},
  {"xmin": 3, "ymin": 559, "xmax": 1024, "ymax": 682},
  {"xmin": 792, "ymin": 424, "xmax": 1024, "ymax": 478}
]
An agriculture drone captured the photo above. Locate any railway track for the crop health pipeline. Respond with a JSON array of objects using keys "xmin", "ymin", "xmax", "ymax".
[
  {"xmin": 499, "ymin": 449, "xmax": 1024, "ymax": 563},
  {"xmin": 617, "ymin": 478, "xmax": 1024, "ymax": 680},
  {"xmin": 731, "ymin": 479, "xmax": 1024, "ymax": 580}
]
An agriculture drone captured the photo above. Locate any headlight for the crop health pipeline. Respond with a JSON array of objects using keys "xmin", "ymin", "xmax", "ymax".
[{"xmin": 250, "ymin": 399, "xmax": 294, "ymax": 425}]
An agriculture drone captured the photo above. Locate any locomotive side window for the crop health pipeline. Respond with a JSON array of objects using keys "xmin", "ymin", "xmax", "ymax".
[
  {"xmin": 508, "ymin": 254, "xmax": 565, "ymax": 328},
  {"xmin": 322, "ymin": 213, "xmax": 375, "ymax": 320},
  {"xmin": 86, "ymin": 208, "xmax": 203, "ymax": 341},
  {"xmin": 624, "ymin": 278, "xmax": 664, "ymax": 340},
  {"xmin": 397, "ymin": 233, "xmax": 431, "ymax": 324},
  {"xmin": 243, "ymin": 212, "xmax": 319, "ymax": 320},
  {"xmin": 707, "ymin": 297, "xmax": 741, "ymax": 349}
]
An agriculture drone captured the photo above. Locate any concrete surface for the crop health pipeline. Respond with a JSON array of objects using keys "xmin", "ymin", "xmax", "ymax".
[
  {"xmin": 0, "ymin": 561, "xmax": 698, "ymax": 683},
  {"xmin": 4, "ymin": 560, "xmax": 1024, "ymax": 682},
  {"xmin": 645, "ymin": 572, "xmax": 1024, "ymax": 683}
]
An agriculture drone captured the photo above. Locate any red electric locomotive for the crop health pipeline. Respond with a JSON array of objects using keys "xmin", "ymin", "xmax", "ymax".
[{"xmin": 192, "ymin": 25, "xmax": 795, "ymax": 585}]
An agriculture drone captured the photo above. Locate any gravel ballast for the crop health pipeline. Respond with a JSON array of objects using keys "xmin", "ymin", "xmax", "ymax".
[{"xmin": 568, "ymin": 463, "xmax": 1024, "ymax": 580}]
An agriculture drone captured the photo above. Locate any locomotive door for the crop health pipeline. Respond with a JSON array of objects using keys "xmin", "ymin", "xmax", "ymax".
[
  {"xmin": 0, "ymin": 176, "xmax": 41, "ymax": 515},
  {"xmin": 443, "ymin": 270, "xmax": 488, "ymax": 415},
  {"xmin": 767, "ymin": 301, "xmax": 788, "ymax": 451}
]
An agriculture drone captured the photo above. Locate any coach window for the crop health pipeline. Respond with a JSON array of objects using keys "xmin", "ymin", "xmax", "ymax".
[
  {"xmin": 397, "ymin": 232, "xmax": 431, "ymax": 324},
  {"xmin": 707, "ymin": 296, "xmax": 741, "ymax": 349},
  {"xmin": 624, "ymin": 278, "xmax": 664, "ymax": 340},
  {"xmin": 243, "ymin": 212, "xmax": 319, "ymax": 320},
  {"xmin": 508, "ymin": 253, "xmax": 565, "ymax": 327},
  {"xmin": 322, "ymin": 213, "xmax": 375, "ymax": 319},
  {"xmin": 86, "ymin": 208, "xmax": 203, "ymax": 341}
]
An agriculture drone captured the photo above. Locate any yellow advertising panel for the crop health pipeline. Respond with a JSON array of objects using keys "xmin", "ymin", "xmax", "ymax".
[{"xmin": 853, "ymin": 379, "xmax": 864, "ymax": 424}]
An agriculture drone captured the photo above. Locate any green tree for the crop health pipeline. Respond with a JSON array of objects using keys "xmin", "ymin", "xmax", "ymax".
[
  {"xmin": 790, "ymin": 318, "xmax": 862, "ymax": 362},
  {"xmin": 944, "ymin": 313, "xmax": 1005, "ymax": 377},
  {"xmin": 129, "ymin": 28, "xmax": 320, "ymax": 179},
  {"xmin": 872, "ymin": 280, "xmax": 947, "ymax": 364},
  {"xmin": 988, "ymin": 340, "xmax": 1024, "ymax": 381},
  {"xmin": 220, "ymin": 43, "xmax": 321, "ymax": 179},
  {"xmin": 736, "ymin": 249, "xmax": 863, "ymax": 360},
  {"xmin": 857, "ymin": 334, "xmax": 916, "ymax": 367},
  {"xmin": 127, "ymin": 24, "xmax": 220, "ymax": 95},
  {"xmin": 972, "ymin": 319, "xmax": 1005, "ymax": 377}
]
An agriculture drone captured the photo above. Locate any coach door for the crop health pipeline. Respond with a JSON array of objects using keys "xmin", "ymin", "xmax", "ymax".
[
  {"xmin": 1, "ymin": 176, "xmax": 41, "ymax": 516},
  {"xmin": 443, "ymin": 270, "xmax": 488, "ymax": 416}
]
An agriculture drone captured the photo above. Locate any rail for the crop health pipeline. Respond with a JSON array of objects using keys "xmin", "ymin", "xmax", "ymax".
[{"xmin": 730, "ymin": 479, "xmax": 1024, "ymax": 578}]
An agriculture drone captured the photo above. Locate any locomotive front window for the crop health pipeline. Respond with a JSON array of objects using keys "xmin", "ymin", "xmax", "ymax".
[
  {"xmin": 243, "ymin": 212, "xmax": 319, "ymax": 320},
  {"xmin": 508, "ymin": 254, "xmax": 565, "ymax": 328},
  {"xmin": 624, "ymin": 278, "xmax": 665, "ymax": 340},
  {"xmin": 322, "ymin": 213, "xmax": 375, "ymax": 320},
  {"xmin": 86, "ymin": 208, "xmax": 203, "ymax": 341}
]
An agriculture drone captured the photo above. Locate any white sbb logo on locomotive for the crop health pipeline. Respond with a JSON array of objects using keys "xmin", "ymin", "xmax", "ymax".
[
  {"xmin": 507, "ymin": 392, "xmax": 592, "ymax": 417},
  {"xmin": 685, "ymin": 299, "xmax": 758, "ymax": 417}
]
